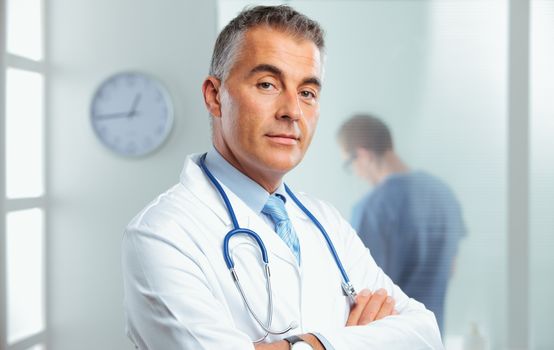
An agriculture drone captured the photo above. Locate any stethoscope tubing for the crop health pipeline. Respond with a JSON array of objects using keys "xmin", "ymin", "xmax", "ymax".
[
  {"xmin": 198, "ymin": 152, "xmax": 356, "ymax": 340},
  {"xmin": 284, "ymin": 184, "xmax": 352, "ymax": 287}
]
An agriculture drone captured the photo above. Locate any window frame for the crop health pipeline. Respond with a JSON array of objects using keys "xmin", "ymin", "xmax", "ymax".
[
  {"xmin": 1, "ymin": 0, "xmax": 7, "ymax": 347},
  {"xmin": 507, "ymin": 0, "xmax": 530, "ymax": 348}
]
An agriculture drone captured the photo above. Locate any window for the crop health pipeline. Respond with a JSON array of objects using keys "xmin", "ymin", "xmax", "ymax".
[
  {"xmin": 6, "ymin": 0, "xmax": 43, "ymax": 60},
  {"xmin": 1, "ymin": 0, "xmax": 47, "ymax": 349},
  {"xmin": 6, "ymin": 209, "xmax": 45, "ymax": 344},
  {"xmin": 6, "ymin": 68, "xmax": 44, "ymax": 199}
]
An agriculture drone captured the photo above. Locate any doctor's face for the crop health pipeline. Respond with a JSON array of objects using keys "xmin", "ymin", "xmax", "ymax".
[{"xmin": 207, "ymin": 26, "xmax": 322, "ymax": 190}]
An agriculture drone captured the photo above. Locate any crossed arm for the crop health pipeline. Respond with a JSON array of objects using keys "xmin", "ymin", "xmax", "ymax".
[
  {"xmin": 251, "ymin": 204, "xmax": 443, "ymax": 350},
  {"xmin": 123, "ymin": 204, "xmax": 443, "ymax": 349},
  {"xmin": 255, "ymin": 288, "xmax": 396, "ymax": 350}
]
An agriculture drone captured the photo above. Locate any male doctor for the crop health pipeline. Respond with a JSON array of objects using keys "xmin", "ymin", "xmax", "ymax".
[{"xmin": 122, "ymin": 5, "xmax": 443, "ymax": 350}]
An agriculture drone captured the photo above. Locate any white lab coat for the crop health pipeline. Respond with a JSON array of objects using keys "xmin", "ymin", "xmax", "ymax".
[{"xmin": 122, "ymin": 153, "xmax": 444, "ymax": 349}]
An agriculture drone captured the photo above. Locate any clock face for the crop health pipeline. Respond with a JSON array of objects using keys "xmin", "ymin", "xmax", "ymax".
[{"xmin": 90, "ymin": 72, "xmax": 174, "ymax": 157}]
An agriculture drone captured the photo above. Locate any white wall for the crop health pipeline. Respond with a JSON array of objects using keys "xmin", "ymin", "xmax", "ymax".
[{"xmin": 47, "ymin": 1, "xmax": 217, "ymax": 349}]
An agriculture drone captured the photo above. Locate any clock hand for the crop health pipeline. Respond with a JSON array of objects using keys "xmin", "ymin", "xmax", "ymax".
[
  {"xmin": 95, "ymin": 92, "xmax": 143, "ymax": 120},
  {"xmin": 128, "ymin": 93, "xmax": 142, "ymax": 117}
]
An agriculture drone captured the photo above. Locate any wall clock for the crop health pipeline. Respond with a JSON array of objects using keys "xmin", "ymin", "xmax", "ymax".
[{"xmin": 90, "ymin": 71, "xmax": 174, "ymax": 157}]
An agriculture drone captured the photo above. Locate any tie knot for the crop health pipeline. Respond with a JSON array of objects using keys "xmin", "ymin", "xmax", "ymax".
[{"xmin": 262, "ymin": 195, "xmax": 289, "ymax": 224}]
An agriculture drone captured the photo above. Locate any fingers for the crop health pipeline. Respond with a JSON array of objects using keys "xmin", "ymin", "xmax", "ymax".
[
  {"xmin": 358, "ymin": 288, "xmax": 388, "ymax": 324},
  {"xmin": 346, "ymin": 289, "xmax": 372, "ymax": 326},
  {"xmin": 374, "ymin": 295, "xmax": 395, "ymax": 321},
  {"xmin": 347, "ymin": 288, "xmax": 398, "ymax": 326},
  {"xmin": 359, "ymin": 288, "xmax": 397, "ymax": 324}
]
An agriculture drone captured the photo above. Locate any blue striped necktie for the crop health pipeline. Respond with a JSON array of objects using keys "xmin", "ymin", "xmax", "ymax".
[{"xmin": 262, "ymin": 195, "xmax": 301, "ymax": 264}]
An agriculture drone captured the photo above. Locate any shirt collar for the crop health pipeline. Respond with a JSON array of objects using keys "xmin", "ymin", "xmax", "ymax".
[{"xmin": 205, "ymin": 146, "xmax": 288, "ymax": 214}]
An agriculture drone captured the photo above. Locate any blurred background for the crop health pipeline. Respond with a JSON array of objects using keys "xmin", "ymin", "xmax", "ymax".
[{"xmin": 1, "ymin": 0, "xmax": 552, "ymax": 349}]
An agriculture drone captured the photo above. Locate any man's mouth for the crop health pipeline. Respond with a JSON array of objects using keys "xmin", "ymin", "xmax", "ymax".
[{"xmin": 266, "ymin": 133, "xmax": 300, "ymax": 145}]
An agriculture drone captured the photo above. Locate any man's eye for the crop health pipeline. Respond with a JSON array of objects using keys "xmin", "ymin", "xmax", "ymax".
[
  {"xmin": 300, "ymin": 90, "xmax": 316, "ymax": 99},
  {"xmin": 258, "ymin": 82, "xmax": 274, "ymax": 90}
]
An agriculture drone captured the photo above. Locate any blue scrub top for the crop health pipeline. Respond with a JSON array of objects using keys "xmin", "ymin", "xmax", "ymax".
[{"xmin": 351, "ymin": 171, "xmax": 466, "ymax": 333}]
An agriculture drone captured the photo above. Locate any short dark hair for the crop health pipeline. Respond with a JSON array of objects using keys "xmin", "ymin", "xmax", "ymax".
[
  {"xmin": 337, "ymin": 114, "xmax": 394, "ymax": 156},
  {"xmin": 209, "ymin": 5, "xmax": 325, "ymax": 80}
]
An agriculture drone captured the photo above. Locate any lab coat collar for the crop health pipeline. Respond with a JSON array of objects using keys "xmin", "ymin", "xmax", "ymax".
[
  {"xmin": 179, "ymin": 153, "xmax": 307, "ymax": 267},
  {"xmin": 179, "ymin": 153, "xmax": 234, "ymax": 226},
  {"xmin": 204, "ymin": 146, "xmax": 307, "ymax": 222},
  {"xmin": 180, "ymin": 153, "xmax": 308, "ymax": 222},
  {"xmin": 281, "ymin": 185, "xmax": 310, "ymax": 222},
  {"xmin": 205, "ymin": 147, "xmax": 270, "ymax": 215}
]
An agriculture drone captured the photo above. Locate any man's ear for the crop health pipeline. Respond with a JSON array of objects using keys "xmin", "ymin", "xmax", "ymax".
[
  {"xmin": 357, "ymin": 147, "xmax": 374, "ymax": 163},
  {"xmin": 202, "ymin": 76, "xmax": 222, "ymax": 118},
  {"xmin": 355, "ymin": 147, "xmax": 367, "ymax": 160}
]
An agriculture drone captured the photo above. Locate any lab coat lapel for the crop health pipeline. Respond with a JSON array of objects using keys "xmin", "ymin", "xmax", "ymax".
[
  {"xmin": 232, "ymin": 185, "xmax": 312, "ymax": 268},
  {"xmin": 180, "ymin": 154, "xmax": 298, "ymax": 268},
  {"xmin": 231, "ymin": 193, "xmax": 299, "ymax": 269},
  {"xmin": 179, "ymin": 153, "xmax": 233, "ymax": 226}
]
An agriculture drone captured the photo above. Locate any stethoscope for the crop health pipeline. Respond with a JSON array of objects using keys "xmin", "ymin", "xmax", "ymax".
[{"xmin": 199, "ymin": 153, "xmax": 357, "ymax": 342}]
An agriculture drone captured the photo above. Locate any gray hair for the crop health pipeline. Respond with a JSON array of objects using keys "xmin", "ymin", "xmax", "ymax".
[{"xmin": 209, "ymin": 5, "xmax": 325, "ymax": 81}]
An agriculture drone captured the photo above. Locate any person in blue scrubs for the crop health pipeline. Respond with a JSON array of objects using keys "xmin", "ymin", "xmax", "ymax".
[{"xmin": 337, "ymin": 114, "xmax": 466, "ymax": 333}]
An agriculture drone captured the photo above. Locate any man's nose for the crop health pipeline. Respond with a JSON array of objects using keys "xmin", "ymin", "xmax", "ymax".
[{"xmin": 277, "ymin": 90, "xmax": 302, "ymax": 121}]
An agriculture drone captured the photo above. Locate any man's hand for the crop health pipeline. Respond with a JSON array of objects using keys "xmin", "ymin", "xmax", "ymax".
[
  {"xmin": 346, "ymin": 288, "xmax": 397, "ymax": 326},
  {"xmin": 255, "ymin": 289, "xmax": 396, "ymax": 349},
  {"xmin": 254, "ymin": 333, "xmax": 324, "ymax": 350}
]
